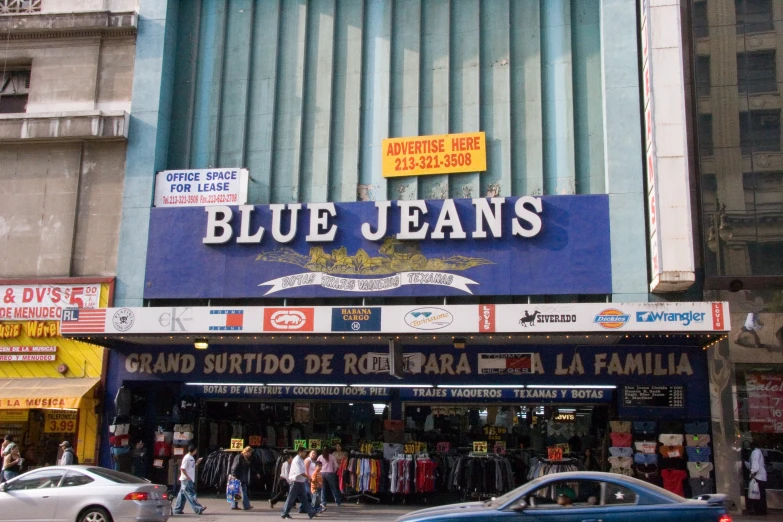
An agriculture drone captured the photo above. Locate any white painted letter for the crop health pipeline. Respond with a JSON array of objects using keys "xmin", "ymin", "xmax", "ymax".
[
  {"xmin": 270, "ymin": 204, "xmax": 301, "ymax": 243},
  {"xmin": 431, "ymin": 199, "xmax": 467, "ymax": 239},
  {"xmin": 472, "ymin": 198, "xmax": 504, "ymax": 238},
  {"xmin": 512, "ymin": 196, "xmax": 543, "ymax": 238},
  {"xmin": 397, "ymin": 200, "xmax": 429, "ymax": 240},
  {"xmin": 236, "ymin": 205, "xmax": 265, "ymax": 243},
  {"xmin": 306, "ymin": 203, "xmax": 337, "ymax": 242},
  {"xmin": 362, "ymin": 201, "xmax": 391, "ymax": 241},
  {"xmin": 203, "ymin": 206, "xmax": 233, "ymax": 244}
]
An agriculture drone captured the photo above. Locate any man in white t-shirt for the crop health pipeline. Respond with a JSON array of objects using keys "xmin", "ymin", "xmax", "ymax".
[
  {"xmin": 269, "ymin": 451, "xmax": 293, "ymax": 509},
  {"xmin": 280, "ymin": 447, "xmax": 318, "ymax": 519},
  {"xmin": 173, "ymin": 444, "xmax": 205, "ymax": 515}
]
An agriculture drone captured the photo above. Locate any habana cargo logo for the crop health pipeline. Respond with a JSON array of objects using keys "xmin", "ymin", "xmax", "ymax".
[{"xmin": 593, "ymin": 308, "xmax": 630, "ymax": 329}]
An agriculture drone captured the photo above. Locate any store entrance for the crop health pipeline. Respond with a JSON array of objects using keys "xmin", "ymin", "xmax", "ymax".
[{"xmin": 399, "ymin": 402, "xmax": 610, "ymax": 502}]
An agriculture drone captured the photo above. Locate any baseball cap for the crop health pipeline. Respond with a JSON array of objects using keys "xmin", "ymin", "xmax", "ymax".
[{"xmin": 60, "ymin": 441, "xmax": 71, "ymax": 448}]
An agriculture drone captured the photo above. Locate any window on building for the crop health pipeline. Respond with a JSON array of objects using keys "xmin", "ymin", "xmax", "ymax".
[
  {"xmin": 740, "ymin": 110, "xmax": 781, "ymax": 153},
  {"xmin": 735, "ymin": 0, "xmax": 774, "ymax": 34},
  {"xmin": 0, "ymin": 69, "xmax": 30, "ymax": 114},
  {"xmin": 738, "ymin": 51, "xmax": 777, "ymax": 94},
  {"xmin": 693, "ymin": 1, "xmax": 708, "ymax": 38},
  {"xmin": 698, "ymin": 114, "xmax": 714, "ymax": 155},
  {"xmin": 696, "ymin": 56, "xmax": 711, "ymax": 97},
  {"xmin": 0, "ymin": 0, "xmax": 41, "ymax": 13}
]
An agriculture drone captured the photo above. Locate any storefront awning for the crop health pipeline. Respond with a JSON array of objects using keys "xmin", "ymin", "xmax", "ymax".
[{"xmin": 0, "ymin": 377, "xmax": 100, "ymax": 410}]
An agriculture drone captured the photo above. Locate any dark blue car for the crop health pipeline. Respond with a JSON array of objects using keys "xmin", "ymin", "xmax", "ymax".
[{"xmin": 397, "ymin": 471, "xmax": 730, "ymax": 522}]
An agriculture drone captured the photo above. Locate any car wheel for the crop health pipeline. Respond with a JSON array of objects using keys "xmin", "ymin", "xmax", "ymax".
[{"xmin": 78, "ymin": 507, "xmax": 112, "ymax": 522}]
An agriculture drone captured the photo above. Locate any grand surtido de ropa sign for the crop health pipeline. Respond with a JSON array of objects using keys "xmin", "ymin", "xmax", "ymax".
[
  {"xmin": 144, "ymin": 195, "xmax": 611, "ymax": 299},
  {"xmin": 153, "ymin": 168, "xmax": 249, "ymax": 207}
]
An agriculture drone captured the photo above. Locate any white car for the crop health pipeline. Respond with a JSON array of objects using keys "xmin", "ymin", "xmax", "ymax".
[{"xmin": 0, "ymin": 465, "xmax": 170, "ymax": 522}]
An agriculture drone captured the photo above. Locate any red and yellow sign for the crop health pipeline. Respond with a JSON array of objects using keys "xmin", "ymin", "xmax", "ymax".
[
  {"xmin": 382, "ymin": 132, "xmax": 487, "ymax": 178},
  {"xmin": 44, "ymin": 411, "xmax": 77, "ymax": 433}
]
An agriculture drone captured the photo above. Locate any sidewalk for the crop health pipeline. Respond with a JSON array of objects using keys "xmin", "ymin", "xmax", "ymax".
[{"xmin": 171, "ymin": 496, "xmax": 781, "ymax": 522}]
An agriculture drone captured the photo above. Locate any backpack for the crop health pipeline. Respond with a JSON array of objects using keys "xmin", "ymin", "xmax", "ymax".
[{"xmin": 71, "ymin": 452, "xmax": 79, "ymax": 465}]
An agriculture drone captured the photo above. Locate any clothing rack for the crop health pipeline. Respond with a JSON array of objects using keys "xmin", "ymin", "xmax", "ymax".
[{"xmin": 345, "ymin": 452, "xmax": 382, "ymax": 503}]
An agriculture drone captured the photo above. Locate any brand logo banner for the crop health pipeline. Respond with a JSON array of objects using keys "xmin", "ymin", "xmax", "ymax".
[
  {"xmin": 331, "ymin": 308, "xmax": 382, "ymax": 332},
  {"xmin": 264, "ymin": 308, "xmax": 314, "ymax": 331},
  {"xmin": 144, "ymin": 195, "xmax": 612, "ymax": 299}
]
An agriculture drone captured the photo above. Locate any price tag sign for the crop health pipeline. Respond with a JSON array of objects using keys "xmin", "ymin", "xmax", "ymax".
[
  {"xmin": 328, "ymin": 438, "xmax": 341, "ymax": 448},
  {"xmin": 436, "ymin": 442, "xmax": 450, "ymax": 453},
  {"xmin": 230, "ymin": 438, "xmax": 244, "ymax": 451},
  {"xmin": 294, "ymin": 440, "xmax": 308, "ymax": 450},
  {"xmin": 248, "ymin": 435, "xmax": 263, "ymax": 447},
  {"xmin": 473, "ymin": 441, "xmax": 488, "ymax": 453},
  {"xmin": 309, "ymin": 439, "xmax": 322, "ymax": 450},
  {"xmin": 44, "ymin": 411, "xmax": 77, "ymax": 433},
  {"xmin": 547, "ymin": 446, "xmax": 563, "ymax": 461},
  {"xmin": 494, "ymin": 442, "xmax": 507, "ymax": 455},
  {"xmin": 372, "ymin": 441, "xmax": 384, "ymax": 452}
]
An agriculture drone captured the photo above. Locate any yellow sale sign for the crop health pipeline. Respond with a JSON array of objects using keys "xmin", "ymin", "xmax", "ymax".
[
  {"xmin": 382, "ymin": 132, "xmax": 487, "ymax": 178},
  {"xmin": 44, "ymin": 411, "xmax": 77, "ymax": 433}
]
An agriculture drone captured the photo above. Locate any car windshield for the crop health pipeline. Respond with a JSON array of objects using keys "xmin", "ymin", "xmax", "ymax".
[
  {"xmin": 485, "ymin": 474, "xmax": 552, "ymax": 507},
  {"xmin": 86, "ymin": 467, "xmax": 149, "ymax": 484}
]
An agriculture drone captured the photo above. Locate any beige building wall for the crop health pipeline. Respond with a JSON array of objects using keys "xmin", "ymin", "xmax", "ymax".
[{"xmin": 0, "ymin": 7, "xmax": 135, "ymax": 278}]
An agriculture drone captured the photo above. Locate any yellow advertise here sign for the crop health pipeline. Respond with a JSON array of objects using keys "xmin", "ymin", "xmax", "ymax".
[{"xmin": 382, "ymin": 132, "xmax": 487, "ymax": 178}]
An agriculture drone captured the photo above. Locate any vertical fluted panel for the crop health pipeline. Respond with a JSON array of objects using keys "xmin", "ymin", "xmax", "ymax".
[
  {"xmin": 510, "ymin": 0, "xmax": 543, "ymax": 197},
  {"xmin": 541, "ymin": 0, "xmax": 576, "ymax": 195},
  {"xmin": 327, "ymin": 0, "xmax": 364, "ymax": 202},
  {"xmin": 218, "ymin": 0, "xmax": 254, "ymax": 167},
  {"xmin": 417, "ymin": 0, "xmax": 450, "ymax": 200},
  {"xmin": 571, "ymin": 0, "xmax": 604, "ymax": 194},
  {"xmin": 300, "ymin": 0, "xmax": 335, "ymax": 204},
  {"xmin": 388, "ymin": 0, "xmax": 421, "ymax": 201},
  {"xmin": 245, "ymin": 0, "xmax": 280, "ymax": 203},
  {"xmin": 479, "ymin": 0, "xmax": 512, "ymax": 198},
  {"xmin": 167, "ymin": 0, "xmax": 201, "ymax": 168},
  {"xmin": 447, "ymin": 0, "xmax": 480, "ymax": 199},
  {"xmin": 271, "ymin": 0, "xmax": 308, "ymax": 203},
  {"xmin": 358, "ymin": 0, "xmax": 392, "ymax": 198}
]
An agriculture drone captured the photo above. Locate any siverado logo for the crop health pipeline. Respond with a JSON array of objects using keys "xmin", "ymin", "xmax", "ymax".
[
  {"xmin": 593, "ymin": 309, "xmax": 630, "ymax": 329},
  {"xmin": 405, "ymin": 307, "xmax": 454, "ymax": 330},
  {"xmin": 636, "ymin": 310, "xmax": 705, "ymax": 326}
]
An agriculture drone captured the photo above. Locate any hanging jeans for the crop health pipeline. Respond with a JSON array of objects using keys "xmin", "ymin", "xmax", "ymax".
[
  {"xmin": 320, "ymin": 472, "xmax": 342, "ymax": 507},
  {"xmin": 231, "ymin": 483, "xmax": 251, "ymax": 510},
  {"xmin": 173, "ymin": 479, "xmax": 204, "ymax": 515},
  {"xmin": 282, "ymin": 481, "xmax": 315, "ymax": 518}
]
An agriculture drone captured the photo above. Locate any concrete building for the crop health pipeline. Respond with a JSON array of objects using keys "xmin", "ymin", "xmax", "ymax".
[
  {"xmin": 687, "ymin": 0, "xmax": 783, "ymax": 511},
  {"xmin": 0, "ymin": 0, "xmax": 137, "ymax": 465}
]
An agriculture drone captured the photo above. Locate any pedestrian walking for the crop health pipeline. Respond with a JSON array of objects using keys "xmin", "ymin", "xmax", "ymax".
[
  {"xmin": 280, "ymin": 447, "xmax": 318, "ymax": 519},
  {"xmin": 269, "ymin": 451, "xmax": 292, "ymax": 509},
  {"xmin": 131, "ymin": 440, "xmax": 148, "ymax": 479},
  {"xmin": 57, "ymin": 441, "xmax": 77, "ymax": 465},
  {"xmin": 310, "ymin": 461, "xmax": 324, "ymax": 511},
  {"xmin": 173, "ymin": 444, "xmax": 206, "ymax": 516},
  {"xmin": 2, "ymin": 443, "xmax": 22, "ymax": 482},
  {"xmin": 745, "ymin": 441, "xmax": 768, "ymax": 515},
  {"xmin": 230, "ymin": 446, "xmax": 258, "ymax": 511},
  {"xmin": 317, "ymin": 446, "xmax": 341, "ymax": 508},
  {"xmin": 1, "ymin": 434, "xmax": 14, "ymax": 457}
]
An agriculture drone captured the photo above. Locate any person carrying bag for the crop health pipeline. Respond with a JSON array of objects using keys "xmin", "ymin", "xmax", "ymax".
[
  {"xmin": 745, "ymin": 441, "xmax": 767, "ymax": 515},
  {"xmin": 228, "ymin": 446, "xmax": 258, "ymax": 511}
]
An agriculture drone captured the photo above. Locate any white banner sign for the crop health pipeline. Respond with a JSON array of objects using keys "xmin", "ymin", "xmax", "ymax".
[
  {"xmin": 154, "ymin": 168, "xmax": 249, "ymax": 207},
  {"xmin": 58, "ymin": 302, "xmax": 729, "ymax": 335},
  {"xmin": 0, "ymin": 284, "xmax": 100, "ymax": 320},
  {"xmin": 259, "ymin": 271, "xmax": 478, "ymax": 295}
]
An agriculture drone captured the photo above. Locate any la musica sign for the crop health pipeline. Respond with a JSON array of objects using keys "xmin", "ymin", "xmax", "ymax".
[{"xmin": 203, "ymin": 196, "xmax": 543, "ymax": 244}]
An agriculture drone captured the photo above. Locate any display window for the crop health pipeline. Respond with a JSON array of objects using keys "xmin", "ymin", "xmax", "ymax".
[{"xmin": 0, "ymin": 409, "xmax": 78, "ymax": 469}]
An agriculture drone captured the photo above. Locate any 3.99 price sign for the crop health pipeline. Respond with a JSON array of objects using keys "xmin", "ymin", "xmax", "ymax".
[
  {"xmin": 44, "ymin": 411, "xmax": 77, "ymax": 433},
  {"xmin": 747, "ymin": 373, "xmax": 783, "ymax": 433},
  {"xmin": 382, "ymin": 132, "xmax": 487, "ymax": 178}
]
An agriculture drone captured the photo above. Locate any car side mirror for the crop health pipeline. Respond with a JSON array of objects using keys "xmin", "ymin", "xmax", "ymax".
[
  {"xmin": 512, "ymin": 500, "xmax": 527, "ymax": 512},
  {"xmin": 0, "ymin": 483, "xmax": 7, "ymax": 493}
]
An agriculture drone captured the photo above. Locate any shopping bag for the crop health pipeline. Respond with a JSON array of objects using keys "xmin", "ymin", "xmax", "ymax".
[
  {"xmin": 748, "ymin": 478, "xmax": 761, "ymax": 500},
  {"xmin": 226, "ymin": 477, "xmax": 241, "ymax": 503}
]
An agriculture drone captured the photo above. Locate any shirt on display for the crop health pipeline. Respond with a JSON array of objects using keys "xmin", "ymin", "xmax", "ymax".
[
  {"xmin": 658, "ymin": 434, "xmax": 684, "ymax": 446},
  {"xmin": 609, "ymin": 421, "xmax": 631, "ymax": 433},
  {"xmin": 685, "ymin": 434, "xmax": 710, "ymax": 447},
  {"xmin": 609, "ymin": 432, "xmax": 633, "ymax": 447},
  {"xmin": 661, "ymin": 468, "xmax": 687, "ymax": 496},
  {"xmin": 687, "ymin": 461, "xmax": 713, "ymax": 478},
  {"xmin": 659, "ymin": 445, "xmax": 684, "ymax": 459}
]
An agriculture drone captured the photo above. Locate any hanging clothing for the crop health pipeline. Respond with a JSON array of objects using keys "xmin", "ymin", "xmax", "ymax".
[{"xmin": 661, "ymin": 468, "xmax": 687, "ymax": 496}]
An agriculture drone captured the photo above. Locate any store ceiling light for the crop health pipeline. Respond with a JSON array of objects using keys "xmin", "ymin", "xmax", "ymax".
[
  {"xmin": 194, "ymin": 338, "xmax": 209, "ymax": 350},
  {"xmin": 437, "ymin": 384, "xmax": 523, "ymax": 389},
  {"xmin": 350, "ymin": 384, "xmax": 434, "ymax": 388},
  {"xmin": 527, "ymin": 384, "xmax": 616, "ymax": 389},
  {"xmin": 372, "ymin": 403, "xmax": 386, "ymax": 415},
  {"xmin": 185, "ymin": 382, "xmax": 265, "ymax": 386},
  {"xmin": 267, "ymin": 383, "xmax": 347, "ymax": 387}
]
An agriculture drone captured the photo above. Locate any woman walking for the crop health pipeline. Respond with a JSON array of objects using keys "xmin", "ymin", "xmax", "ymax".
[
  {"xmin": 317, "ymin": 447, "xmax": 342, "ymax": 509},
  {"xmin": 2, "ymin": 444, "xmax": 22, "ymax": 482}
]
